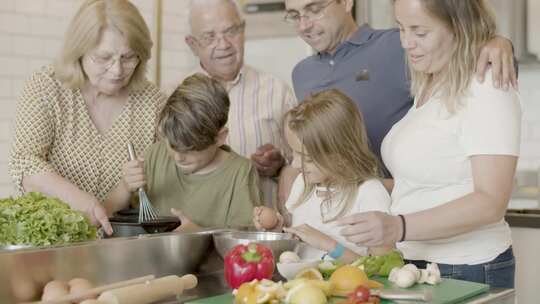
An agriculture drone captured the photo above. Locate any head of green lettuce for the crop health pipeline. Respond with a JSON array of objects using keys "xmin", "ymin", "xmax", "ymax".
[{"xmin": 0, "ymin": 192, "xmax": 97, "ymax": 247}]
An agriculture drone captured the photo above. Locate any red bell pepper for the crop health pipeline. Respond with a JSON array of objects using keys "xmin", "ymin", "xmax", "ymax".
[{"xmin": 224, "ymin": 243, "xmax": 275, "ymax": 289}]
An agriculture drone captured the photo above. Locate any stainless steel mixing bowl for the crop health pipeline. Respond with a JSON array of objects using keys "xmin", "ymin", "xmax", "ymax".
[{"xmin": 213, "ymin": 231, "xmax": 299, "ymax": 259}]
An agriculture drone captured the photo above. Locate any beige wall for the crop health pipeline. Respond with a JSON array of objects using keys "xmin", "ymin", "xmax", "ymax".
[{"xmin": 0, "ymin": 0, "xmax": 85, "ymax": 196}]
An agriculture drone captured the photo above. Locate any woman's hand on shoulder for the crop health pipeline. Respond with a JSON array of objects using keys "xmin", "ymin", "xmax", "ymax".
[{"xmin": 122, "ymin": 156, "xmax": 145, "ymax": 192}]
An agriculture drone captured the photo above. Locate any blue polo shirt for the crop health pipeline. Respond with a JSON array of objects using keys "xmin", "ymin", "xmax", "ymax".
[{"xmin": 292, "ymin": 24, "xmax": 413, "ymax": 169}]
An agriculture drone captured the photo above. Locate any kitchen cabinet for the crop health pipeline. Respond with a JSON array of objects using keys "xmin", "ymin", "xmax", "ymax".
[{"xmin": 510, "ymin": 223, "xmax": 540, "ymax": 304}]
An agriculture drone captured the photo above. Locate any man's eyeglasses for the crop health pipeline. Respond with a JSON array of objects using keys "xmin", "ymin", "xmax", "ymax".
[
  {"xmin": 194, "ymin": 21, "xmax": 246, "ymax": 47},
  {"xmin": 284, "ymin": 0, "xmax": 336, "ymax": 25},
  {"xmin": 89, "ymin": 53, "xmax": 140, "ymax": 71}
]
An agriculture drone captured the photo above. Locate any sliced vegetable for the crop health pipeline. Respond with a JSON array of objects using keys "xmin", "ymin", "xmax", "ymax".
[
  {"xmin": 351, "ymin": 251, "xmax": 404, "ymax": 277},
  {"xmin": 318, "ymin": 260, "xmax": 342, "ymax": 279},
  {"xmin": 295, "ymin": 268, "xmax": 323, "ymax": 280},
  {"xmin": 347, "ymin": 286, "xmax": 370, "ymax": 303},
  {"xmin": 329, "ymin": 265, "xmax": 383, "ymax": 296}
]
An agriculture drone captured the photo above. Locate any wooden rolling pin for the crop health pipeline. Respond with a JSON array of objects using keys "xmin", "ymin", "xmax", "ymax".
[
  {"xmin": 97, "ymin": 274, "xmax": 197, "ymax": 304},
  {"xmin": 32, "ymin": 275, "xmax": 155, "ymax": 304}
]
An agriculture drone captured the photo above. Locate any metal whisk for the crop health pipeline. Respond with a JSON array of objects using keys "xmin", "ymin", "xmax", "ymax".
[{"xmin": 127, "ymin": 142, "xmax": 159, "ymax": 223}]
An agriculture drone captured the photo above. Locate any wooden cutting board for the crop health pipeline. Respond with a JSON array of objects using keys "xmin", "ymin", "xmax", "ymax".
[{"xmin": 186, "ymin": 277, "xmax": 489, "ymax": 304}]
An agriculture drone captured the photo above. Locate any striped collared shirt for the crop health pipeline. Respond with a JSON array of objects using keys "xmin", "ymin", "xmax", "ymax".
[{"xmin": 189, "ymin": 65, "xmax": 298, "ymax": 207}]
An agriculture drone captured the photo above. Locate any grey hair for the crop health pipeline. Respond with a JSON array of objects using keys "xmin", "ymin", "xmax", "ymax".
[{"xmin": 187, "ymin": 0, "xmax": 244, "ymax": 34}]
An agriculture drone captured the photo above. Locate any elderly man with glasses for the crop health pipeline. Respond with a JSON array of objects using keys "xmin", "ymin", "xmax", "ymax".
[{"xmin": 182, "ymin": 0, "xmax": 298, "ymax": 211}]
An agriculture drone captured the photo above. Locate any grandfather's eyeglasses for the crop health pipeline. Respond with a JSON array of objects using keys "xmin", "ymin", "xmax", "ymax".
[
  {"xmin": 88, "ymin": 53, "xmax": 140, "ymax": 70},
  {"xmin": 284, "ymin": 0, "xmax": 336, "ymax": 25},
  {"xmin": 194, "ymin": 21, "xmax": 246, "ymax": 47}
]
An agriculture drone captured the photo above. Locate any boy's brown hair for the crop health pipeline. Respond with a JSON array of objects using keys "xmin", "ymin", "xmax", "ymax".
[{"xmin": 158, "ymin": 73, "xmax": 230, "ymax": 152}]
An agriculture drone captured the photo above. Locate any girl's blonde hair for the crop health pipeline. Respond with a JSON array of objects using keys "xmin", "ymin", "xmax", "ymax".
[
  {"xmin": 406, "ymin": 0, "xmax": 497, "ymax": 112},
  {"xmin": 54, "ymin": 0, "xmax": 152, "ymax": 90},
  {"xmin": 286, "ymin": 89, "xmax": 380, "ymax": 222}
]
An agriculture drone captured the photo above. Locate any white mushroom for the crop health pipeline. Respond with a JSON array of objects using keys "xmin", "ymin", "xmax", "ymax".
[
  {"xmin": 394, "ymin": 269, "xmax": 417, "ymax": 288},
  {"xmin": 402, "ymin": 264, "xmax": 421, "ymax": 282},
  {"xmin": 418, "ymin": 269, "xmax": 430, "ymax": 284},
  {"xmin": 388, "ymin": 267, "xmax": 400, "ymax": 282},
  {"xmin": 279, "ymin": 251, "xmax": 301, "ymax": 264},
  {"xmin": 426, "ymin": 263, "xmax": 441, "ymax": 277},
  {"xmin": 426, "ymin": 274, "xmax": 442, "ymax": 285},
  {"xmin": 425, "ymin": 263, "xmax": 442, "ymax": 285}
]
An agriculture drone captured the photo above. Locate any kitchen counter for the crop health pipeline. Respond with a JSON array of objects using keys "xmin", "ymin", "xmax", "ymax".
[
  {"xmin": 0, "ymin": 231, "xmax": 516, "ymax": 303},
  {"xmin": 505, "ymin": 209, "xmax": 540, "ymax": 228}
]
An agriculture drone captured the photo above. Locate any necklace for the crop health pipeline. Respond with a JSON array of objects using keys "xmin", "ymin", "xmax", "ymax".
[{"xmin": 315, "ymin": 186, "xmax": 338, "ymax": 223}]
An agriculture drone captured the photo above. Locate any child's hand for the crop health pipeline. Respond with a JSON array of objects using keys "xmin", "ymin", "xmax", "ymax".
[
  {"xmin": 284, "ymin": 224, "xmax": 337, "ymax": 252},
  {"xmin": 171, "ymin": 208, "xmax": 201, "ymax": 233},
  {"xmin": 122, "ymin": 156, "xmax": 145, "ymax": 192},
  {"xmin": 253, "ymin": 206, "xmax": 279, "ymax": 230},
  {"xmin": 251, "ymin": 143, "xmax": 285, "ymax": 177}
]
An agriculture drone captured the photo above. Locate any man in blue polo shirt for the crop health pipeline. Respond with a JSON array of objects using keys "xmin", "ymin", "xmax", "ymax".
[
  {"xmin": 287, "ymin": 0, "xmax": 515, "ymax": 157},
  {"xmin": 276, "ymin": 0, "xmax": 517, "ymax": 201}
]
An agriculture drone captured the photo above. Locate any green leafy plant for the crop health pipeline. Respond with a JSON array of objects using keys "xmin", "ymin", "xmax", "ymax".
[{"xmin": 0, "ymin": 192, "xmax": 97, "ymax": 247}]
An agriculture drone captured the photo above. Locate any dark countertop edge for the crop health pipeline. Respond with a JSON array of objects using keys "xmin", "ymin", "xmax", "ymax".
[{"xmin": 505, "ymin": 210, "xmax": 540, "ymax": 228}]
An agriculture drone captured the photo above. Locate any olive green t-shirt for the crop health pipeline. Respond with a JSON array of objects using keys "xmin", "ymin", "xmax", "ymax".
[{"xmin": 144, "ymin": 141, "xmax": 261, "ymax": 229}]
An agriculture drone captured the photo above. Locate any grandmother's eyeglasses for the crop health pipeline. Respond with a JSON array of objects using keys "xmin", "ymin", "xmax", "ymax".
[{"xmin": 89, "ymin": 53, "xmax": 140, "ymax": 70}]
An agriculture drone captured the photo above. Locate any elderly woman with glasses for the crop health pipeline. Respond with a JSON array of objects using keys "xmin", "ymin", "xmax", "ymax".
[{"xmin": 9, "ymin": 0, "xmax": 165, "ymax": 234}]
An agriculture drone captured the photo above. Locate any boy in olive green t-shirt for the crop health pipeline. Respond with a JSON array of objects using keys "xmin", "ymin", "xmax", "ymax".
[{"xmin": 106, "ymin": 74, "xmax": 261, "ymax": 230}]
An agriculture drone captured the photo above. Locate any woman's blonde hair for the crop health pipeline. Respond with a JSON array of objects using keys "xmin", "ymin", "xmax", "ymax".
[
  {"xmin": 54, "ymin": 0, "xmax": 152, "ymax": 90},
  {"xmin": 406, "ymin": 0, "xmax": 497, "ymax": 112},
  {"xmin": 286, "ymin": 89, "xmax": 380, "ymax": 222}
]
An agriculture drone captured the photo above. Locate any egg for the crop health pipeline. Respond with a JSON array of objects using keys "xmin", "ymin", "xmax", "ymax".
[
  {"xmin": 279, "ymin": 251, "xmax": 301, "ymax": 263},
  {"xmin": 259, "ymin": 208, "xmax": 278, "ymax": 229},
  {"xmin": 11, "ymin": 274, "xmax": 39, "ymax": 301},
  {"xmin": 42, "ymin": 280, "xmax": 69, "ymax": 302}
]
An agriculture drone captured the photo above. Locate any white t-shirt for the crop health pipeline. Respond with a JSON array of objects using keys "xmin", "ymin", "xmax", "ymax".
[
  {"xmin": 381, "ymin": 74, "xmax": 521, "ymax": 265},
  {"xmin": 286, "ymin": 175, "xmax": 391, "ymax": 256}
]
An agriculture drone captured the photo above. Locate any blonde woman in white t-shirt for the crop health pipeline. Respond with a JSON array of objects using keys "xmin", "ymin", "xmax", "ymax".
[
  {"xmin": 338, "ymin": 0, "xmax": 520, "ymax": 288},
  {"xmin": 253, "ymin": 89, "xmax": 392, "ymax": 262}
]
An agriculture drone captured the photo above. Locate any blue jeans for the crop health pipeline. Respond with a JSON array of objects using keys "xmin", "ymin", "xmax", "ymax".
[{"xmin": 405, "ymin": 247, "xmax": 515, "ymax": 288}]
